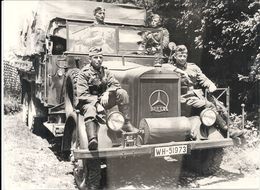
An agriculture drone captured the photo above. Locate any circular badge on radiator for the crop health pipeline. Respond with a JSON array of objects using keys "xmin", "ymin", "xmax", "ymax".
[{"xmin": 149, "ymin": 90, "xmax": 169, "ymax": 112}]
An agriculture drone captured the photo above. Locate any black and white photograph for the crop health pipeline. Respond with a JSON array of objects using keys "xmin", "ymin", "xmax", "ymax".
[{"xmin": 2, "ymin": 0, "xmax": 260, "ymax": 189}]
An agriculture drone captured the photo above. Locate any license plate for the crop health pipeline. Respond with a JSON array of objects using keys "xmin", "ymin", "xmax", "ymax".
[{"xmin": 153, "ymin": 145, "xmax": 188, "ymax": 157}]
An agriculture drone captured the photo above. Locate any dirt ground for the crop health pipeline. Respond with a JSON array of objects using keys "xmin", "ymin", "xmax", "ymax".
[{"xmin": 3, "ymin": 112, "xmax": 260, "ymax": 190}]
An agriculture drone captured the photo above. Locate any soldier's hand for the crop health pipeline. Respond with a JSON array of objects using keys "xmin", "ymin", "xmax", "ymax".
[
  {"xmin": 186, "ymin": 97, "xmax": 206, "ymax": 108},
  {"xmin": 100, "ymin": 91, "xmax": 109, "ymax": 106},
  {"xmin": 208, "ymin": 85, "xmax": 217, "ymax": 93}
]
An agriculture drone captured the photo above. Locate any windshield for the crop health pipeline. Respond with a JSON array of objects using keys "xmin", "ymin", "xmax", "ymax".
[
  {"xmin": 67, "ymin": 22, "xmax": 163, "ymax": 55},
  {"xmin": 68, "ymin": 24, "xmax": 116, "ymax": 53}
]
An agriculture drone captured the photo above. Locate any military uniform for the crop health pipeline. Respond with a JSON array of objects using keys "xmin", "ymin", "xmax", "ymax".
[
  {"xmin": 170, "ymin": 62, "xmax": 220, "ymax": 111},
  {"xmin": 143, "ymin": 28, "xmax": 169, "ymax": 55},
  {"xmin": 173, "ymin": 62, "xmax": 216, "ymax": 92},
  {"xmin": 172, "ymin": 62, "xmax": 244, "ymax": 139},
  {"xmin": 76, "ymin": 48, "xmax": 138, "ymax": 151},
  {"xmin": 77, "ymin": 64, "xmax": 129, "ymax": 121}
]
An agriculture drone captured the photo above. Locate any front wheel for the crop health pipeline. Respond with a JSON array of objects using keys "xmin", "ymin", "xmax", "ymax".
[
  {"xmin": 184, "ymin": 148, "xmax": 223, "ymax": 175},
  {"xmin": 72, "ymin": 127, "xmax": 101, "ymax": 189},
  {"xmin": 28, "ymin": 97, "xmax": 36, "ymax": 131},
  {"xmin": 22, "ymin": 92, "xmax": 36, "ymax": 131},
  {"xmin": 22, "ymin": 92, "xmax": 29, "ymax": 123}
]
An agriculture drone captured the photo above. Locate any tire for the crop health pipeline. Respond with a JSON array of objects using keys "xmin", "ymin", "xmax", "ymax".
[
  {"xmin": 184, "ymin": 148, "xmax": 223, "ymax": 176},
  {"xmin": 23, "ymin": 92, "xmax": 36, "ymax": 131},
  {"xmin": 28, "ymin": 97, "xmax": 36, "ymax": 131},
  {"xmin": 64, "ymin": 68, "xmax": 80, "ymax": 116},
  {"xmin": 22, "ymin": 92, "xmax": 29, "ymax": 123},
  {"xmin": 72, "ymin": 126, "xmax": 101, "ymax": 190}
]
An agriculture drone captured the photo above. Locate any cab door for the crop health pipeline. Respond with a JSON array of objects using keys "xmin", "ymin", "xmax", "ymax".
[{"xmin": 45, "ymin": 55, "xmax": 66, "ymax": 106}]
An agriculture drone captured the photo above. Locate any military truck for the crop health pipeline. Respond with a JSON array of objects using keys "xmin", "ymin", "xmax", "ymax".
[{"xmin": 17, "ymin": 1, "xmax": 239, "ymax": 189}]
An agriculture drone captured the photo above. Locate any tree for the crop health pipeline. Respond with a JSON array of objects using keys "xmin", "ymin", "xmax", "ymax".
[{"xmin": 150, "ymin": 0, "xmax": 259, "ymax": 112}]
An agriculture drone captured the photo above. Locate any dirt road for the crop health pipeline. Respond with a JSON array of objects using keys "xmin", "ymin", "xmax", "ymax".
[{"xmin": 3, "ymin": 113, "xmax": 260, "ymax": 190}]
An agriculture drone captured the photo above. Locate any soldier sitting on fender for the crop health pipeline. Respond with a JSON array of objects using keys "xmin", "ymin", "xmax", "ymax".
[
  {"xmin": 77, "ymin": 47, "xmax": 138, "ymax": 150},
  {"xmin": 170, "ymin": 45, "xmax": 244, "ymax": 139}
]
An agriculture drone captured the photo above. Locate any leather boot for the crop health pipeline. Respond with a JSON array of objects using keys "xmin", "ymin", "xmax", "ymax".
[
  {"xmin": 215, "ymin": 115, "xmax": 245, "ymax": 138},
  {"xmin": 85, "ymin": 121, "xmax": 98, "ymax": 150},
  {"xmin": 118, "ymin": 104, "xmax": 139, "ymax": 133},
  {"xmin": 215, "ymin": 114, "xmax": 228, "ymax": 130},
  {"xmin": 229, "ymin": 127, "xmax": 244, "ymax": 138}
]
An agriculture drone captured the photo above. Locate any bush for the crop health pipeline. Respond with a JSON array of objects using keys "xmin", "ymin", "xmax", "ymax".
[
  {"xmin": 222, "ymin": 113, "xmax": 260, "ymax": 173},
  {"xmin": 4, "ymin": 96, "xmax": 22, "ymax": 115}
]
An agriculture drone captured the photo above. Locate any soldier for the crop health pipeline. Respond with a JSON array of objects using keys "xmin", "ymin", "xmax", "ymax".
[
  {"xmin": 93, "ymin": 6, "xmax": 105, "ymax": 25},
  {"xmin": 171, "ymin": 45, "xmax": 217, "ymax": 93},
  {"xmin": 171, "ymin": 45, "xmax": 244, "ymax": 138},
  {"xmin": 77, "ymin": 47, "xmax": 138, "ymax": 150},
  {"xmin": 142, "ymin": 14, "xmax": 169, "ymax": 55}
]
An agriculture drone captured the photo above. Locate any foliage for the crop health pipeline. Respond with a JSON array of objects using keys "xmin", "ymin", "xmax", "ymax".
[
  {"xmin": 4, "ymin": 61, "xmax": 22, "ymax": 99},
  {"xmin": 112, "ymin": 0, "xmax": 259, "ymax": 82},
  {"xmin": 4, "ymin": 59, "xmax": 22, "ymax": 115},
  {"xmin": 222, "ymin": 113, "xmax": 260, "ymax": 173},
  {"xmin": 148, "ymin": 0, "xmax": 259, "ymax": 113},
  {"xmin": 4, "ymin": 96, "xmax": 22, "ymax": 115},
  {"xmin": 150, "ymin": 0, "xmax": 259, "ymax": 60}
]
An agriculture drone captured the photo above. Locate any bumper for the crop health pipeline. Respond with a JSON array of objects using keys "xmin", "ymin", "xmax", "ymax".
[{"xmin": 73, "ymin": 138, "xmax": 234, "ymax": 159}]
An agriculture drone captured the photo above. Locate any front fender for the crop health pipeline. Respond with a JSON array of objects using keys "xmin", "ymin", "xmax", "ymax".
[{"xmin": 188, "ymin": 116, "xmax": 225, "ymax": 140}]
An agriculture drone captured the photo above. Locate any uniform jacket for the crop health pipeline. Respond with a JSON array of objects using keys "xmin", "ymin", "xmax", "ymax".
[
  {"xmin": 144, "ymin": 27, "xmax": 169, "ymax": 49},
  {"xmin": 173, "ymin": 62, "xmax": 216, "ymax": 90},
  {"xmin": 77, "ymin": 64, "xmax": 121, "ymax": 104}
]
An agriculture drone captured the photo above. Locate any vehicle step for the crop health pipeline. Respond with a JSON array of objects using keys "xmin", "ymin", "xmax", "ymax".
[{"xmin": 43, "ymin": 122, "xmax": 65, "ymax": 137}]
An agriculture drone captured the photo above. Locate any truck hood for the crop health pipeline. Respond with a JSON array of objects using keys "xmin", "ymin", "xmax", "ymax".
[{"xmin": 102, "ymin": 60, "xmax": 142, "ymax": 71}]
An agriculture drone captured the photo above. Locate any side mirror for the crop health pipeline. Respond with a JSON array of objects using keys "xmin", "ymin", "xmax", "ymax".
[{"xmin": 168, "ymin": 42, "xmax": 177, "ymax": 51}]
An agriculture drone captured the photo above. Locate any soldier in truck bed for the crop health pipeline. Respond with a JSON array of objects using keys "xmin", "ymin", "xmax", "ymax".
[
  {"xmin": 170, "ymin": 45, "xmax": 244, "ymax": 139},
  {"xmin": 139, "ymin": 14, "xmax": 169, "ymax": 55},
  {"xmin": 93, "ymin": 6, "xmax": 105, "ymax": 25},
  {"xmin": 76, "ymin": 47, "xmax": 138, "ymax": 150}
]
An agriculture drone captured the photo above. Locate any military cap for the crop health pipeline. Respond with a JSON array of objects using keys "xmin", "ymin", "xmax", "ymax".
[
  {"xmin": 175, "ymin": 45, "xmax": 188, "ymax": 54},
  {"xmin": 94, "ymin": 6, "xmax": 105, "ymax": 15},
  {"xmin": 89, "ymin": 47, "xmax": 103, "ymax": 57}
]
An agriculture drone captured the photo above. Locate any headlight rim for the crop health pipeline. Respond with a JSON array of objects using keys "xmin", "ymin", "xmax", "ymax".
[
  {"xmin": 200, "ymin": 108, "xmax": 217, "ymax": 127},
  {"xmin": 106, "ymin": 111, "xmax": 125, "ymax": 131}
]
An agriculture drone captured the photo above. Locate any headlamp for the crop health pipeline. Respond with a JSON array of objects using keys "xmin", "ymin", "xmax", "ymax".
[
  {"xmin": 107, "ymin": 111, "xmax": 125, "ymax": 131},
  {"xmin": 200, "ymin": 108, "xmax": 217, "ymax": 127}
]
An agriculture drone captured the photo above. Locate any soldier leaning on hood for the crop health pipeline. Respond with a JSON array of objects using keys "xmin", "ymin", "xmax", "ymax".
[
  {"xmin": 170, "ymin": 45, "xmax": 245, "ymax": 140},
  {"xmin": 76, "ymin": 47, "xmax": 138, "ymax": 151}
]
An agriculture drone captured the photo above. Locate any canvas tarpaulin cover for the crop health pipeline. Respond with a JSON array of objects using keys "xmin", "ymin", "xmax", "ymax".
[{"xmin": 18, "ymin": 1, "xmax": 146, "ymax": 56}]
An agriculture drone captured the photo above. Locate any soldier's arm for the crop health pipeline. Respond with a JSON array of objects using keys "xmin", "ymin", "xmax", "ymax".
[
  {"xmin": 105, "ymin": 69, "xmax": 121, "ymax": 92},
  {"xmin": 162, "ymin": 28, "xmax": 169, "ymax": 48},
  {"xmin": 195, "ymin": 66, "xmax": 217, "ymax": 92},
  {"xmin": 171, "ymin": 65, "xmax": 191, "ymax": 81}
]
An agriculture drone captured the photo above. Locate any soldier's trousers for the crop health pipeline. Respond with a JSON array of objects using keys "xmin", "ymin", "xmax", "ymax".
[{"xmin": 80, "ymin": 89, "xmax": 129, "ymax": 122}]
